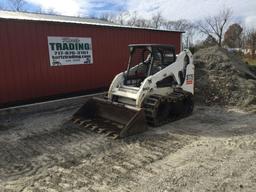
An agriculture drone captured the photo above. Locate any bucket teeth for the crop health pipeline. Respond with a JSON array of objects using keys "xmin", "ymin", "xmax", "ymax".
[
  {"xmin": 90, "ymin": 126, "xmax": 98, "ymax": 131},
  {"xmin": 111, "ymin": 134, "xmax": 120, "ymax": 140},
  {"xmin": 72, "ymin": 120, "xmax": 123, "ymax": 139},
  {"xmin": 84, "ymin": 123, "xmax": 92, "ymax": 128},
  {"xmin": 97, "ymin": 128, "xmax": 105, "ymax": 133},
  {"xmin": 79, "ymin": 121, "xmax": 86, "ymax": 125},
  {"xmin": 73, "ymin": 118, "xmax": 80, "ymax": 124},
  {"xmin": 105, "ymin": 131, "xmax": 114, "ymax": 136}
]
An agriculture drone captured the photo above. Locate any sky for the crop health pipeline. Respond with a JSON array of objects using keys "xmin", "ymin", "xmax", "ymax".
[{"xmin": 0, "ymin": 0, "xmax": 256, "ymax": 28}]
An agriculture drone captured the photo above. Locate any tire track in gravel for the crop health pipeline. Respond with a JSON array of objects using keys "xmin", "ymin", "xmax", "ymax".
[
  {"xmin": 19, "ymin": 133, "xmax": 198, "ymax": 192},
  {"xmin": 0, "ymin": 105, "xmax": 200, "ymax": 191},
  {"xmin": 2, "ymin": 105, "xmax": 256, "ymax": 192},
  {"xmin": 0, "ymin": 120, "xmax": 111, "ymax": 181}
]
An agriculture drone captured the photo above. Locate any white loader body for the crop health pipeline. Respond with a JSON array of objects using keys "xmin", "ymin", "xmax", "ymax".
[
  {"xmin": 73, "ymin": 44, "xmax": 195, "ymax": 139},
  {"xmin": 108, "ymin": 49, "xmax": 194, "ymax": 108}
]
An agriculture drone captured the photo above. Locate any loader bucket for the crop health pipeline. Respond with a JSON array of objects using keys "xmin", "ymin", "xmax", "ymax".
[{"xmin": 72, "ymin": 97, "xmax": 147, "ymax": 139}]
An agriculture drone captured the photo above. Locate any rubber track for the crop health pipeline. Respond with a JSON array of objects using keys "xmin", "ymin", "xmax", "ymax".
[{"xmin": 143, "ymin": 90, "xmax": 193, "ymax": 126}]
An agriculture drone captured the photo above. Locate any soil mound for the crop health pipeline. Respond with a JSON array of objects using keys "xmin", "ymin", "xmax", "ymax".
[{"xmin": 194, "ymin": 46, "xmax": 256, "ymax": 111}]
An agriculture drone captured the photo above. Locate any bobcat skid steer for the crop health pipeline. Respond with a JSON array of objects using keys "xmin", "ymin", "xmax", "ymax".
[{"xmin": 72, "ymin": 44, "xmax": 194, "ymax": 139}]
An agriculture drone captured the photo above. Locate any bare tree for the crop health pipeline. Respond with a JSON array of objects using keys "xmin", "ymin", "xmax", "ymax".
[
  {"xmin": 164, "ymin": 19, "xmax": 195, "ymax": 34},
  {"xmin": 99, "ymin": 12, "xmax": 115, "ymax": 22},
  {"xmin": 163, "ymin": 21, "xmax": 175, "ymax": 30},
  {"xmin": 111, "ymin": 11, "xmax": 151, "ymax": 28},
  {"xmin": 167, "ymin": 20, "xmax": 192, "ymax": 31},
  {"xmin": 163, "ymin": 19, "xmax": 197, "ymax": 47},
  {"xmin": 202, "ymin": 35, "xmax": 218, "ymax": 47},
  {"xmin": 223, "ymin": 23, "xmax": 243, "ymax": 48},
  {"xmin": 134, "ymin": 18, "xmax": 151, "ymax": 28},
  {"xmin": 197, "ymin": 8, "xmax": 232, "ymax": 47},
  {"xmin": 113, "ymin": 11, "xmax": 129, "ymax": 25},
  {"xmin": 245, "ymin": 28, "xmax": 256, "ymax": 58},
  {"xmin": 151, "ymin": 12, "xmax": 164, "ymax": 29},
  {"xmin": 126, "ymin": 11, "xmax": 138, "ymax": 26},
  {"xmin": 8, "ymin": 0, "xmax": 26, "ymax": 11}
]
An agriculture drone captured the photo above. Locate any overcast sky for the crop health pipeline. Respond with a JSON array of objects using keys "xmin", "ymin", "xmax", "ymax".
[{"xmin": 1, "ymin": 0, "xmax": 256, "ymax": 28}]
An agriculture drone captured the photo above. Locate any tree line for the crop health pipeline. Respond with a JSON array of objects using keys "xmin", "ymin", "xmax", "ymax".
[
  {"xmin": 0, "ymin": 0, "xmax": 55, "ymax": 14},
  {"xmin": 0, "ymin": 0, "xmax": 26, "ymax": 11},
  {"xmin": 0, "ymin": 1, "xmax": 255, "ymax": 57},
  {"xmin": 99, "ymin": 9, "xmax": 255, "ymax": 57},
  {"xmin": 98, "ymin": 11, "xmax": 196, "ymax": 47}
]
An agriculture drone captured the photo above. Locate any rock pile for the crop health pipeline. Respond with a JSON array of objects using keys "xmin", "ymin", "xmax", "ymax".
[{"xmin": 193, "ymin": 46, "xmax": 256, "ymax": 111}]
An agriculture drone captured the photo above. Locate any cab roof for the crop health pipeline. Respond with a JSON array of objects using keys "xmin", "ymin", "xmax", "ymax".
[{"xmin": 128, "ymin": 44, "xmax": 175, "ymax": 49}]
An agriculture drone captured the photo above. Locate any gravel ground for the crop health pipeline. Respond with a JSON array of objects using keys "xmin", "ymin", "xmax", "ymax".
[{"xmin": 0, "ymin": 103, "xmax": 256, "ymax": 192}]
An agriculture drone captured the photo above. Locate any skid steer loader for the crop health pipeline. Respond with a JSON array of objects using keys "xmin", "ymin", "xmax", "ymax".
[{"xmin": 72, "ymin": 44, "xmax": 194, "ymax": 139}]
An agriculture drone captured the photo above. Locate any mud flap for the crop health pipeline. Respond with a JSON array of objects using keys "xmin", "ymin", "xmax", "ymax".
[{"xmin": 72, "ymin": 97, "xmax": 147, "ymax": 138}]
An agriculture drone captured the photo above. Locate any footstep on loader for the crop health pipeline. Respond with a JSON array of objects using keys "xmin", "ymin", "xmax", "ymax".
[{"xmin": 72, "ymin": 44, "xmax": 194, "ymax": 139}]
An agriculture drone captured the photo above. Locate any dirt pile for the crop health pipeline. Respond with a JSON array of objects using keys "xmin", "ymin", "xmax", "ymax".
[{"xmin": 194, "ymin": 46, "xmax": 256, "ymax": 111}]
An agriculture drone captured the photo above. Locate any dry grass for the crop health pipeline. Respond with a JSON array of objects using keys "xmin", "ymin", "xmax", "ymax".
[{"xmin": 244, "ymin": 57, "xmax": 256, "ymax": 65}]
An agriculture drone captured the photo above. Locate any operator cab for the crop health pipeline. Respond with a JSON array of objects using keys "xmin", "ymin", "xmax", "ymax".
[{"xmin": 124, "ymin": 44, "xmax": 176, "ymax": 87}]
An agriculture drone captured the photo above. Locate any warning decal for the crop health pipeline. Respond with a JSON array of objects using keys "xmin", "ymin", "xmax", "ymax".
[{"xmin": 186, "ymin": 74, "xmax": 193, "ymax": 85}]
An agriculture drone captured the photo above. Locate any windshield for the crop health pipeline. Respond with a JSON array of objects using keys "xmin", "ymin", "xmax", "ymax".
[
  {"xmin": 124, "ymin": 47, "xmax": 152, "ymax": 86},
  {"xmin": 150, "ymin": 47, "xmax": 176, "ymax": 75},
  {"xmin": 124, "ymin": 46, "xmax": 176, "ymax": 87},
  {"xmin": 129, "ymin": 47, "xmax": 151, "ymax": 70}
]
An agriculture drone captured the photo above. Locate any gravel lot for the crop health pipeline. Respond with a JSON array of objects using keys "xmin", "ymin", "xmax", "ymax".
[{"xmin": 0, "ymin": 101, "xmax": 256, "ymax": 192}]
